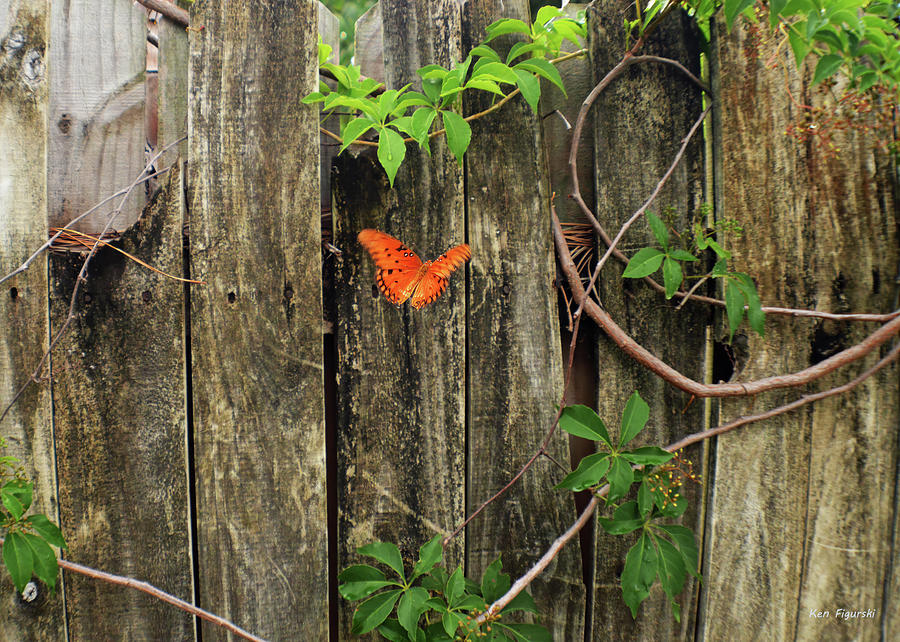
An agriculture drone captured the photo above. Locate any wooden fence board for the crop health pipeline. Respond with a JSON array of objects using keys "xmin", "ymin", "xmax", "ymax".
[
  {"xmin": 588, "ymin": 5, "xmax": 707, "ymax": 639},
  {"xmin": 461, "ymin": 1, "xmax": 586, "ymax": 639},
  {"xmin": 48, "ymin": 0, "xmax": 147, "ymax": 234},
  {"xmin": 0, "ymin": 1, "xmax": 65, "ymax": 637},
  {"xmin": 49, "ymin": 163, "xmax": 192, "ymax": 639},
  {"xmin": 705, "ymin": 15, "xmax": 899, "ymax": 642},
  {"xmin": 157, "ymin": 9, "xmax": 189, "ymax": 162},
  {"xmin": 333, "ymin": 0, "xmax": 467, "ymax": 635},
  {"xmin": 187, "ymin": 1, "xmax": 328, "ymax": 638}
]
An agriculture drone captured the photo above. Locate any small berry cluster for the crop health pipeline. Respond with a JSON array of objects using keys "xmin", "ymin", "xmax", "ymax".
[{"xmin": 645, "ymin": 450, "xmax": 701, "ymax": 509}]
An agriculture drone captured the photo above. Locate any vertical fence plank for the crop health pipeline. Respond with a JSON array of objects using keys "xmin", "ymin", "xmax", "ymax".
[
  {"xmin": 704, "ymin": 16, "xmax": 899, "ymax": 641},
  {"xmin": 49, "ymin": 162, "xmax": 192, "ymax": 638},
  {"xmin": 0, "ymin": 1, "xmax": 65, "ymax": 637},
  {"xmin": 157, "ymin": 11, "xmax": 189, "ymax": 161},
  {"xmin": 588, "ymin": 5, "xmax": 707, "ymax": 638},
  {"xmin": 332, "ymin": 0, "xmax": 467, "ymax": 635},
  {"xmin": 462, "ymin": 1, "xmax": 586, "ymax": 639},
  {"xmin": 48, "ymin": 0, "xmax": 146, "ymax": 234},
  {"xmin": 188, "ymin": 0, "xmax": 327, "ymax": 638}
]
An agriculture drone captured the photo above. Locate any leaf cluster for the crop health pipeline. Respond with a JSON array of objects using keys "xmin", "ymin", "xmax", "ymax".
[
  {"xmin": 556, "ymin": 393, "xmax": 700, "ymax": 621},
  {"xmin": 621, "ymin": 212, "xmax": 765, "ymax": 341},
  {"xmin": 340, "ymin": 537, "xmax": 548, "ymax": 641},
  {"xmin": 303, "ymin": 7, "xmax": 586, "ymax": 186},
  {"xmin": 0, "ymin": 439, "xmax": 67, "ymax": 594}
]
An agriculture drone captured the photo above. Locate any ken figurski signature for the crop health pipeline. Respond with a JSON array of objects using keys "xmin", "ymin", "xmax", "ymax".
[{"xmin": 809, "ymin": 608, "xmax": 877, "ymax": 620}]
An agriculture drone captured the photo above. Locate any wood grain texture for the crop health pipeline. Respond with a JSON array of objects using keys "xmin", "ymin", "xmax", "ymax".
[
  {"xmin": 157, "ymin": 5, "xmax": 189, "ymax": 162},
  {"xmin": 50, "ymin": 163, "xmax": 192, "ymax": 640},
  {"xmin": 48, "ymin": 0, "xmax": 147, "ymax": 233},
  {"xmin": 188, "ymin": 1, "xmax": 328, "ymax": 638},
  {"xmin": 333, "ymin": 0, "xmax": 466, "ymax": 636},
  {"xmin": 0, "ymin": 1, "xmax": 65, "ymax": 637},
  {"xmin": 588, "ymin": 5, "xmax": 707, "ymax": 639},
  {"xmin": 704, "ymin": 15, "xmax": 899, "ymax": 642},
  {"xmin": 462, "ymin": 1, "xmax": 585, "ymax": 639}
]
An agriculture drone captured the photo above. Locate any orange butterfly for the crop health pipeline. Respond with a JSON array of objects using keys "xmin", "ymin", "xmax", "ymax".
[{"xmin": 358, "ymin": 229, "xmax": 470, "ymax": 309}]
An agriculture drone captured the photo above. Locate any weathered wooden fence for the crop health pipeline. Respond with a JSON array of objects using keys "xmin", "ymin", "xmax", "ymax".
[{"xmin": 0, "ymin": 0, "xmax": 897, "ymax": 640}]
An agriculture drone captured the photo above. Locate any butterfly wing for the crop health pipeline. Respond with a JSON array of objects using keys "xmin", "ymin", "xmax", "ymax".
[
  {"xmin": 358, "ymin": 229, "xmax": 425, "ymax": 305},
  {"xmin": 410, "ymin": 243, "xmax": 471, "ymax": 309}
]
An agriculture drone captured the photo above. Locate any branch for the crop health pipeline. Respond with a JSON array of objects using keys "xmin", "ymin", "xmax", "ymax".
[
  {"xmin": 566, "ymin": 55, "xmax": 897, "ymax": 323},
  {"xmin": 481, "ymin": 340, "xmax": 900, "ymax": 618},
  {"xmin": 56, "ymin": 557, "xmax": 266, "ymax": 641},
  {"xmin": 0, "ymin": 138, "xmax": 186, "ymax": 426},
  {"xmin": 552, "ymin": 206, "xmax": 900, "ymax": 398},
  {"xmin": 134, "ymin": 0, "xmax": 190, "ymax": 27}
]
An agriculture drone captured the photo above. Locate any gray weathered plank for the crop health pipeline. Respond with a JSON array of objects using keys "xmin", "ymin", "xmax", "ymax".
[
  {"xmin": 187, "ymin": 0, "xmax": 328, "ymax": 638},
  {"xmin": 462, "ymin": 1, "xmax": 586, "ymax": 639},
  {"xmin": 0, "ymin": 1, "xmax": 65, "ymax": 637},
  {"xmin": 49, "ymin": 163, "xmax": 193, "ymax": 639},
  {"xmin": 48, "ymin": 0, "xmax": 147, "ymax": 234},
  {"xmin": 333, "ymin": 0, "xmax": 467, "ymax": 636},
  {"xmin": 704, "ymin": 15, "xmax": 899, "ymax": 642},
  {"xmin": 588, "ymin": 5, "xmax": 707, "ymax": 639},
  {"xmin": 157, "ymin": 6, "xmax": 189, "ymax": 161}
]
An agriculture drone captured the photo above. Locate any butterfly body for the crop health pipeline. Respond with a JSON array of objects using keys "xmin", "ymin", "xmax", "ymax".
[{"xmin": 358, "ymin": 229, "xmax": 470, "ymax": 309}]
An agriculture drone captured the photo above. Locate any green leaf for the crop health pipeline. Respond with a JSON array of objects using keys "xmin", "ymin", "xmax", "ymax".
[
  {"xmin": 338, "ymin": 563, "xmax": 387, "ymax": 583},
  {"xmin": 411, "ymin": 108, "xmax": 438, "ymax": 146},
  {"xmin": 555, "ymin": 453, "xmax": 610, "ymax": 492},
  {"xmin": 338, "ymin": 563, "xmax": 395, "ymax": 601},
  {"xmin": 813, "ymin": 53, "xmax": 844, "ymax": 84},
  {"xmin": 534, "ymin": 4, "xmax": 564, "ymax": 27},
  {"xmin": 339, "ymin": 117, "xmax": 375, "ymax": 154},
  {"xmin": 622, "ymin": 248, "xmax": 665, "ymax": 278},
  {"xmin": 471, "ymin": 61, "xmax": 519, "ymax": 85},
  {"xmin": 724, "ymin": 280, "xmax": 745, "ymax": 341},
  {"xmin": 788, "ymin": 26, "xmax": 812, "ymax": 67},
  {"xmin": 607, "ymin": 456, "xmax": 635, "ymax": 502},
  {"xmin": 711, "ymin": 258, "xmax": 729, "ymax": 277},
  {"xmin": 2, "ymin": 480, "xmax": 32, "ymax": 517},
  {"xmin": 376, "ymin": 618, "xmax": 408, "ymax": 642},
  {"xmin": 637, "ymin": 480, "xmax": 654, "ymax": 517},
  {"xmin": 657, "ymin": 525, "xmax": 700, "ymax": 579},
  {"xmin": 441, "ymin": 610, "xmax": 463, "ymax": 638},
  {"xmin": 318, "ymin": 39, "xmax": 333, "ymax": 66},
  {"xmin": 484, "ymin": 18, "xmax": 532, "ymax": 42},
  {"xmin": 321, "ymin": 62, "xmax": 351, "ymax": 87},
  {"xmin": 351, "ymin": 589, "xmax": 403, "ymax": 636},
  {"xmin": 506, "ymin": 42, "xmax": 547, "ymax": 64},
  {"xmin": 732, "ymin": 273, "xmax": 765, "ymax": 337},
  {"xmin": 619, "ymin": 391, "xmax": 650, "ymax": 449},
  {"xmin": 445, "ymin": 566, "xmax": 465, "ymax": 606},
  {"xmin": 646, "ymin": 212, "xmax": 669, "ymax": 248},
  {"xmin": 621, "ymin": 532, "xmax": 658, "ymax": 619},
  {"xmin": 2, "ymin": 531, "xmax": 33, "ymax": 593},
  {"xmin": 481, "ymin": 557, "xmax": 510, "ymax": 603},
  {"xmin": 662, "ymin": 257, "xmax": 683, "ymax": 299},
  {"xmin": 398, "ymin": 587, "xmax": 430, "ymax": 638},
  {"xmin": 454, "ymin": 594, "xmax": 487, "ymax": 611},
  {"xmin": 621, "ymin": 446, "xmax": 674, "ymax": 466},
  {"xmin": 469, "ymin": 45, "xmax": 500, "ymax": 62},
  {"xmin": 25, "ymin": 515, "xmax": 66, "ymax": 549},
  {"xmin": 496, "ymin": 622, "xmax": 553, "ymax": 642},
  {"xmin": 413, "ymin": 535, "xmax": 443, "ymax": 578},
  {"xmin": 22, "ymin": 533, "xmax": 57, "ymax": 591},
  {"xmin": 440, "ymin": 111, "xmax": 471, "ymax": 166},
  {"xmin": 513, "ymin": 69, "xmax": 541, "ymax": 113},
  {"xmin": 558, "ymin": 405, "xmax": 612, "ymax": 445},
  {"xmin": 668, "ymin": 249, "xmax": 698, "ymax": 262},
  {"xmin": 358, "ymin": 541, "xmax": 406, "ymax": 582},
  {"xmin": 301, "ymin": 91, "xmax": 327, "ymax": 104},
  {"xmin": 377, "ymin": 127, "xmax": 407, "ymax": 188},
  {"xmin": 653, "ymin": 534, "xmax": 687, "ymax": 600},
  {"xmin": 598, "ymin": 500, "xmax": 645, "ymax": 535},
  {"xmin": 514, "ymin": 58, "xmax": 566, "ymax": 96},
  {"xmin": 724, "ymin": 0, "xmax": 757, "ymax": 30},
  {"xmin": 502, "ymin": 589, "xmax": 540, "ymax": 614},
  {"xmin": 465, "ymin": 78, "xmax": 507, "ymax": 96},
  {"xmin": 422, "ymin": 77, "xmax": 442, "ymax": 104},
  {"xmin": 1, "ymin": 488, "xmax": 24, "ymax": 521}
]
